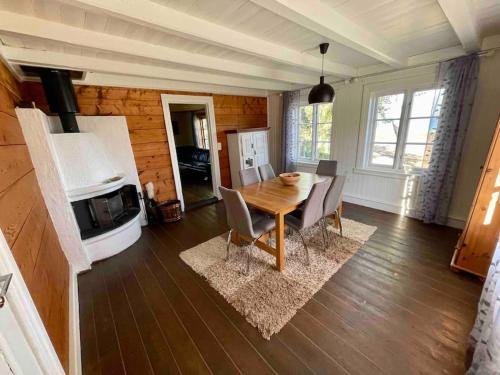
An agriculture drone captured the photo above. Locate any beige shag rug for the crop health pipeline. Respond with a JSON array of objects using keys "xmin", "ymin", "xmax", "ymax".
[{"xmin": 180, "ymin": 218, "xmax": 377, "ymax": 339}]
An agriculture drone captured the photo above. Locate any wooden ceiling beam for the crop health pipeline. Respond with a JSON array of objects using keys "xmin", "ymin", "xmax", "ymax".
[
  {"xmin": 0, "ymin": 11, "xmax": 318, "ymax": 86},
  {"xmin": 1, "ymin": 47, "xmax": 294, "ymax": 91},
  {"xmin": 249, "ymin": 0, "xmax": 407, "ymax": 67},
  {"xmin": 437, "ymin": 0, "xmax": 481, "ymax": 52},
  {"xmin": 63, "ymin": 0, "xmax": 357, "ymax": 77}
]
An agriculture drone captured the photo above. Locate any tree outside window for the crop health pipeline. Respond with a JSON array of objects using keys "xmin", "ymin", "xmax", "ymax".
[
  {"xmin": 298, "ymin": 103, "xmax": 333, "ymax": 162},
  {"xmin": 368, "ymin": 87, "xmax": 443, "ymax": 171}
]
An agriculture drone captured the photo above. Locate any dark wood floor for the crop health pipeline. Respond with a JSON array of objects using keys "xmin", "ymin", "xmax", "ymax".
[
  {"xmin": 180, "ymin": 174, "xmax": 214, "ymax": 206},
  {"xmin": 78, "ymin": 202, "xmax": 481, "ymax": 375}
]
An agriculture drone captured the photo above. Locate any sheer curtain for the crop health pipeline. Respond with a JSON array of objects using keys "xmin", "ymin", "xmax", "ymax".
[
  {"xmin": 467, "ymin": 243, "xmax": 500, "ymax": 374},
  {"xmin": 416, "ymin": 55, "xmax": 479, "ymax": 224},
  {"xmin": 281, "ymin": 90, "xmax": 300, "ymax": 172}
]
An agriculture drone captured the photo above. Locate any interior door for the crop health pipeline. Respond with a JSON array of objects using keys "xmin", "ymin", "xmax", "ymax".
[
  {"xmin": 240, "ymin": 133, "xmax": 256, "ymax": 169},
  {"xmin": 0, "ymin": 302, "xmax": 42, "ymax": 374},
  {"xmin": 0, "ymin": 230, "xmax": 45, "ymax": 375},
  {"xmin": 253, "ymin": 131, "xmax": 269, "ymax": 167}
]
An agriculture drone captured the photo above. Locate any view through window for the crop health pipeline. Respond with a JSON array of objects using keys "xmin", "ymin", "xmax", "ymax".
[
  {"xmin": 195, "ymin": 114, "xmax": 210, "ymax": 150},
  {"xmin": 368, "ymin": 88, "xmax": 443, "ymax": 170},
  {"xmin": 298, "ymin": 103, "xmax": 333, "ymax": 162}
]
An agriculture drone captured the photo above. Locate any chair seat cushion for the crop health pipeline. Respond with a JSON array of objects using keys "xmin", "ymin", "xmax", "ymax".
[
  {"xmin": 252, "ymin": 217, "xmax": 276, "ymax": 237},
  {"xmin": 284, "ymin": 212, "xmax": 302, "ymax": 230}
]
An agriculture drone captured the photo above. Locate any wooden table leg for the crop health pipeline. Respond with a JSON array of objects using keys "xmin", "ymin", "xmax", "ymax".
[
  {"xmin": 331, "ymin": 200, "xmax": 343, "ymax": 229},
  {"xmin": 275, "ymin": 212, "xmax": 285, "ymax": 271}
]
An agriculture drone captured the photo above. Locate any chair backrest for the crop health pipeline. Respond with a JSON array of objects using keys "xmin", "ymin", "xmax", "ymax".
[
  {"xmin": 258, "ymin": 164, "xmax": 275, "ymax": 181},
  {"xmin": 323, "ymin": 175, "xmax": 346, "ymax": 217},
  {"xmin": 239, "ymin": 168, "xmax": 261, "ymax": 186},
  {"xmin": 316, "ymin": 160, "xmax": 338, "ymax": 177},
  {"xmin": 300, "ymin": 178, "xmax": 331, "ymax": 229},
  {"xmin": 219, "ymin": 186, "xmax": 255, "ymax": 238}
]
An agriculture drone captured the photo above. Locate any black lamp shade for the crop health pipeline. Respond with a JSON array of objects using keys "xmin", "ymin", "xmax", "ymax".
[{"xmin": 308, "ymin": 76, "xmax": 335, "ymax": 104}]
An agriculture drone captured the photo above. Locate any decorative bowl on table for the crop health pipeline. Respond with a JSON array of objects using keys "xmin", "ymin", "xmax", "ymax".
[{"xmin": 279, "ymin": 172, "xmax": 301, "ymax": 186}]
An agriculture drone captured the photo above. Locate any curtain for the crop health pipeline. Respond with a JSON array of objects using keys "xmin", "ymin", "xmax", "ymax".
[
  {"xmin": 416, "ymin": 55, "xmax": 480, "ymax": 224},
  {"xmin": 281, "ymin": 90, "xmax": 300, "ymax": 172},
  {"xmin": 467, "ymin": 243, "xmax": 500, "ymax": 374}
]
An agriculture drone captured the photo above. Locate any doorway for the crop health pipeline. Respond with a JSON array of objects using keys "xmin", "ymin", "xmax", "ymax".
[{"xmin": 161, "ymin": 95, "xmax": 221, "ymax": 211}]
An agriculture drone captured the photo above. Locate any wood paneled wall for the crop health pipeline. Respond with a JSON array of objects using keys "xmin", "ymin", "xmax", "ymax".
[
  {"xmin": 0, "ymin": 64, "xmax": 69, "ymax": 371},
  {"xmin": 22, "ymin": 82, "xmax": 267, "ymax": 200}
]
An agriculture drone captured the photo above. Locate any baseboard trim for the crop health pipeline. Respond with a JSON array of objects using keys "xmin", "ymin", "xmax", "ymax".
[
  {"xmin": 69, "ymin": 267, "xmax": 82, "ymax": 375},
  {"xmin": 343, "ymin": 194, "xmax": 466, "ymax": 229},
  {"xmin": 343, "ymin": 194, "xmax": 404, "ymax": 215},
  {"xmin": 445, "ymin": 216, "xmax": 466, "ymax": 229}
]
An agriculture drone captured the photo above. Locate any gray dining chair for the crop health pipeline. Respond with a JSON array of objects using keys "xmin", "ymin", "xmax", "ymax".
[
  {"xmin": 219, "ymin": 186, "xmax": 275, "ymax": 274},
  {"xmin": 322, "ymin": 175, "xmax": 346, "ymax": 240},
  {"xmin": 258, "ymin": 164, "xmax": 276, "ymax": 181},
  {"xmin": 316, "ymin": 160, "xmax": 338, "ymax": 177},
  {"xmin": 239, "ymin": 168, "xmax": 261, "ymax": 186},
  {"xmin": 285, "ymin": 178, "xmax": 331, "ymax": 262}
]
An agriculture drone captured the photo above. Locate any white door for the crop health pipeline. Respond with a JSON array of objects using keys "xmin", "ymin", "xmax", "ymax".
[
  {"xmin": 0, "ymin": 302, "xmax": 42, "ymax": 374},
  {"xmin": 253, "ymin": 131, "xmax": 269, "ymax": 167},
  {"xmin": 240, "ymin": 133, "xmax": 256, "ymax": 169},
  {"xmin": 0, "ymin": 229, "xmax": 59, "ymax": 375}
]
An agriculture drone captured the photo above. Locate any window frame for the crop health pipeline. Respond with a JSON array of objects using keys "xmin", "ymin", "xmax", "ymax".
[
  {"xmin": 297, "ymin": 103, "xmax": 334, "ymax": 163},
  {"xmin": 364, "ymin": 84, "xmax": 442, "ymax": 173}
]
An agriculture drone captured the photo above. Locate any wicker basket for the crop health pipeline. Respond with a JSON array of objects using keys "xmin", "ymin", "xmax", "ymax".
[{"xmin": 157, "ymin": 199, "xmax": 182, "ymax": 223}]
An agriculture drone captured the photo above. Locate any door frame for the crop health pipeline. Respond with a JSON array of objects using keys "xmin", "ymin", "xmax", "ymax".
[
  {"xmin": 160, "ymin": 94, "xmax": 222, "ymax": 211},
  {"xmin": 0, "ymin": 228, "xmax": 64, "ymax": 374}
]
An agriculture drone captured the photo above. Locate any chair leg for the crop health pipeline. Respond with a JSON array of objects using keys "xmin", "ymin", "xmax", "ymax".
[
  {"xmin": 245, "ymin": 239, "xmax": 257, "ymax": 275},
  {"xmin": 225, "ymin": 229, "xmax": 233, "ymax": 261},
  {"xmin": 325, "ymin": 218, "xmax": 331, "ymax": 246},
  {"xmin": 318, "ymin": 220, "xmax": 326, "ymax": 247},
  {"xmin": 296, "ymin": 230, "xmax": 310, "ymax": 266},
  {"xmin": 336, "ymin": 210, "xmax": 343, "ymax": 237},
  {"xmin": 322, "ymin": 220, "xmax": 328, "ymax": 251}
]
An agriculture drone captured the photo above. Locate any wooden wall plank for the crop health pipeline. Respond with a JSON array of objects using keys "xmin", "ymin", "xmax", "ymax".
[
  {"xmin": 132, "ymin": 142, "xmax": 169, "ymax": 158},
  {"xmin": 129, "ymin": 129, "xmax": 167, "ymax": 144},
  {"xmin": 21, "ymin": 82, "xmax": 267, "ymax": 199},
  {"xmin": 135, "ymin": 154, "xmax": 171, "ymax": 170},
  {"xmin": 127, "ymin": 116, "xmax": 165, "ymax": 130},
  {"xmin": 0, "ymin": 85, "xmax": 18, "ymax": 116},
  {"xmin": 11, "ymin": 192, "xmax": 48, "ymax": 286},
  {"xmin": 0, "ymin": 171, "xmax": 39, "ymax": 247},
  {"xmin": 0, "ymin": 145, "xmax": 33, "ymax": 193},
  {"xmin": 0, "ymin": 112, "xmax": 26, "ymax": 145},
  {"xmin": 0, "ymin": 64, "xmax": 70, "ymax": 373},
  {"xmin": 31, "ymin": 220, "xmax": 69, "ymax": 369}
]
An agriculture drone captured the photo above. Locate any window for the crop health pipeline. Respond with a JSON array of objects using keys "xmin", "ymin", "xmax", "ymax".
[
  {"xmin": 298, "ymin": 103, "xmax": 333, "ymax": 162},
  {"xmin": 367, "ymin": 87, "xmax": 443, "ymax": 171},
  {"xmin": 194, "ymin": 112, "xmax": 210, "ymax": 150}
]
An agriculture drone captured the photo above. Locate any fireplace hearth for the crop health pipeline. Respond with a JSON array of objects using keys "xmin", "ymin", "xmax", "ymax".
[{"xmin": 72, "ymin": 184, "xmax": 141, "ymax": 240}]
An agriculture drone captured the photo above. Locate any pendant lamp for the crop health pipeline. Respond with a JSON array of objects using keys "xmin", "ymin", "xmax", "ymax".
[{"xmin": 308, "ymin": 43, "xmax": 335, "ymax": 104}]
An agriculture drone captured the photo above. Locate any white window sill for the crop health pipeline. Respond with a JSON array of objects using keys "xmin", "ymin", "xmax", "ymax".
[{"xmin": 353, "ymin": 168, "xmax": 422, "ymax": 180}]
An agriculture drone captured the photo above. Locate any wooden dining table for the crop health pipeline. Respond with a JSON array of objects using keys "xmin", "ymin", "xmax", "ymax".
[{"xmin": 233, "ymin": 172, "xmax": 329, "ymax": 272}]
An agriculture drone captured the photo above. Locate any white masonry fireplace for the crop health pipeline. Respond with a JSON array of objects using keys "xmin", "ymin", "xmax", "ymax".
[
  {"xmin": 16, "ymin": 109, "xmax": 146, "ymax": 271},
  {"xmin": 14, "ymin": 68, "xmax": 146, "ymax": 272}
]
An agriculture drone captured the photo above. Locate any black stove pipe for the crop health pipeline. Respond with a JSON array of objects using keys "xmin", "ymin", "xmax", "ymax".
[{"xmin": 38, "ymin": 68, "xmax": 80, "ymax": 133}]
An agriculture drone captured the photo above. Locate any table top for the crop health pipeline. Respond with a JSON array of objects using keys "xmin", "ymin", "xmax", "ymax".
[{"xmin": 235, "ymin": 172, "xmax": 328, "ymax": 215}]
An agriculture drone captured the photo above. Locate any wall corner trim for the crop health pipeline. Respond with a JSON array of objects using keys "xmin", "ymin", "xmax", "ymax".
[{"xmin": 69, "ymin": 267, "xmax": 82, "ymax": 375}]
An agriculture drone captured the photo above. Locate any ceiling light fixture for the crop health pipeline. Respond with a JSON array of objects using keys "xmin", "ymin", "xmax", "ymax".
[{"xmin": 308, "ymin": 43, "xmax": 335, "ymax": 104}]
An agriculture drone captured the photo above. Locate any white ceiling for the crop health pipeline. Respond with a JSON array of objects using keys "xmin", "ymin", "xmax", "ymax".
[{"xmin": 0, "ymin": 0, "xmax": 499, "ymax": 94}]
